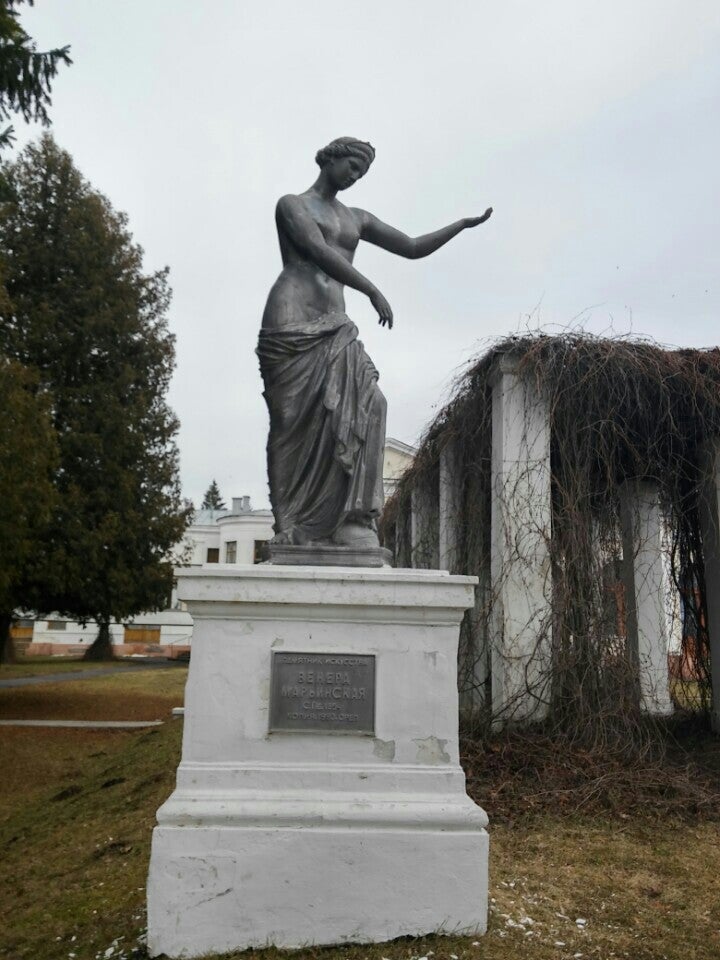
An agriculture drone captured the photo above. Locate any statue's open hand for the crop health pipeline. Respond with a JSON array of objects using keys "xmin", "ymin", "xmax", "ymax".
[
  {"xmin": 464, "ymin": 208, "xmax": 493, "ymax": 228},
  {"xmin": 370, "ymin": 289, "xmax": 394, "ymax": 329}
]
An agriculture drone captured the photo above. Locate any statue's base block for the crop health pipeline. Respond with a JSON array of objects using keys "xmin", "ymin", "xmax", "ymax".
[
  {"xmin": 268, "ymin": 541, "xmax": 392, "ymax": 567},
  {"xmin": 151, "ymin": 827, "xmax": 487, "ymax": 952},
  {"xmin": 147, "ymin": 565, "xmax": 488, "ymax": 958}
]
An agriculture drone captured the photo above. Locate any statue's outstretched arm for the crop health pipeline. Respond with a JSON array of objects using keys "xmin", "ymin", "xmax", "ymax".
[
  {"xmin": 277, "ymin": 195, "xmax": 393, "ymax": 327},
  {"xmin": 355, "ymin": 208, "xmax": 493, "ymax": 260}
]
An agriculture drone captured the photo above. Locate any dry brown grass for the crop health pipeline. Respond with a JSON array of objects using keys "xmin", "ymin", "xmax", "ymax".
[
  {"xmin": 0, "ymin": 722, "xmax": 179, "ymax": 960},
  {"xmin": 0, "ymin": 727, "xmax": 139, "ymax": 820},
  {"xmin": 483, "ymin": 817, "xmax": 720, "ymax": 960},
  {"xmin": 0, "ymin": 666, "xmax": 187, "ymax": 721},
  {"xmin": 2, "ymin": 667, "xmax": 720, "ymax": 960}
]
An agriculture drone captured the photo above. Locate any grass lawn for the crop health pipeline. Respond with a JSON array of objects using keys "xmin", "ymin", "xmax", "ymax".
[
  {"xmin": 0, "ymin": 667, "xmax": 187, "ymax": 722},
  {"xmin": 0, "ymin": 658, "xmax": 135, "ymax": 679},
  {"xmin": 1, "ymin": 668, "xmax": 719, "ymax": 960}
]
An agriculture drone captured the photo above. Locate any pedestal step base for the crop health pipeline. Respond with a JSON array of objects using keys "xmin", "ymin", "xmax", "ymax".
[{"xmin": 148, "ymin": 824, "xmax": 489, "ymax": 958}]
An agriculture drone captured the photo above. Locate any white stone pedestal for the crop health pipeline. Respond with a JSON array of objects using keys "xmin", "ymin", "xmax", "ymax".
[{"xmin": 147, "ymin": 565, "xmax": 487, "ymax": 959}]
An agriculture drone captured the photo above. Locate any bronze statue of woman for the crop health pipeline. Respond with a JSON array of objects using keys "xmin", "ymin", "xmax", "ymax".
[{"xmin": 258, "ymin": 136, "xmax": 492, "ymax": 558}]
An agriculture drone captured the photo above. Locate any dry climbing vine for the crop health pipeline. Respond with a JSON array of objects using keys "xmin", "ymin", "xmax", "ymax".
[{"xmin": 382, "ymin": 333, "xmax": 719, "ymax": 750}]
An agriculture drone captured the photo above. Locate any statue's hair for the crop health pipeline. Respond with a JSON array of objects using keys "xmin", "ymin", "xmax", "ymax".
[{"xmin": 315, "ymin": 137, "xmax": 376, "ymax": 170}]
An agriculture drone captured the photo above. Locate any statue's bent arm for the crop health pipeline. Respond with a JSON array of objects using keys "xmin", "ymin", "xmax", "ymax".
[
  {"xmin": 276, "ymin": 195, "xmax": 376, "ymax": 298},
  {"xmin": 355, "ymin": 209, "xmax": 471, "ymax": 260}
]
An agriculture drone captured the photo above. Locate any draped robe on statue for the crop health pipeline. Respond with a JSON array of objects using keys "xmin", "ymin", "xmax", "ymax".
[{"xmin": 257, "ymin": 312, "xmax": 387, "ymax": 544}]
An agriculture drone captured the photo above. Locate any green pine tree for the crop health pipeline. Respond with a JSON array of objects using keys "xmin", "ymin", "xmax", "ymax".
[
  {"xmin": 0, "ymin": 0, "xmax": 72, "ymax": 150},
  {"xmin": 201, "ymin": 479, "xmax": 226, "ymax": 511},
  {"xmin": 0, "ymin": 134, "xmax": 191, "ymax": 660},
  {"xmin": 0, "ymin": 355, "xmax": 58, "ymax": 662}
]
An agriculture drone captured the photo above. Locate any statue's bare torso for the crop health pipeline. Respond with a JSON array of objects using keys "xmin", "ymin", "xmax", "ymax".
[{"xmin": 262, "ymin": 193, "xmax": 362, "ymax": 330}]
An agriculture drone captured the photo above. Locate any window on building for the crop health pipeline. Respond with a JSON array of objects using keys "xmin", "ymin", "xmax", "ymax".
[
  {"xmin": 225, "ymin": 541, "xmax": 237, "ymax": 564},
  {"xmin": 206, "ymin": 547, "xmax": 219, "ymax": 563},
  {"xmin": 47, "ymin": 620, "xmax": 67, "ymax": 631},
  {"xmin": 124, "ymin": 625, "xmax": 161, "ymax": 645},
  {"xmin": 254, "ymin": 540, "xmax": 270, "ymax": 564}
]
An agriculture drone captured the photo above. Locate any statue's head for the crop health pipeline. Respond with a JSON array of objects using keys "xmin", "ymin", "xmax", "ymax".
[{"xmin": 315, "ymin": 137, "xmax": 375, "ymax": 191}]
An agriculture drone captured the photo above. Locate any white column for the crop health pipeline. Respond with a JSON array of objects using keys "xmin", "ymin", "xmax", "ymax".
[
  {"xmin": 699, "ymin": 439, "xmax": 720, "ymax": 732},
  {"xmin": 489, "ymin": 354, "xmax": 552, "ymax": 724},
  {"xmin": 620, "ymin": 481, "xmax": 673, "ymax": 716},
  {"xmin": 439, "ymin": 440, "xmax": 462, "ymax": 572},
  {"xmin": 662, "ymin": 548, "xmax": 683, "ymax": 657}
]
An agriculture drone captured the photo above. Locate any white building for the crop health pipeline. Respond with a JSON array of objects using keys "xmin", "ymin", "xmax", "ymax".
[
  {"xmin": 19, "ymin": 439, "xmax": 416, "ymax": 658},
  {"xmin": 183, "ymin": 496, "xmax": 274, "ymax": 567},
  {"xmin": 383, "ymin": 437, "xmax": 416, "ymax": 500}
]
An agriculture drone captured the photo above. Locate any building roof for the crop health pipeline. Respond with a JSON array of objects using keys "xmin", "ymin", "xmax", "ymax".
[
  {"xmin": 192, "ymin": 508, "xmax": 227, "ymax": 525},
  {"xmin": 190, "ymin": 502, "xmax": 272, "ymax": 530},
  {"xmin": 385, "ymin": 436, "xmax": 417, "ymax": 456}
]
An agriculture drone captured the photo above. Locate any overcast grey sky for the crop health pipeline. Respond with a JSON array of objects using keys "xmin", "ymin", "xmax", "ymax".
[{"xmin": 17, "ymin": 0, "xmax": 720, "ymax": 508}]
